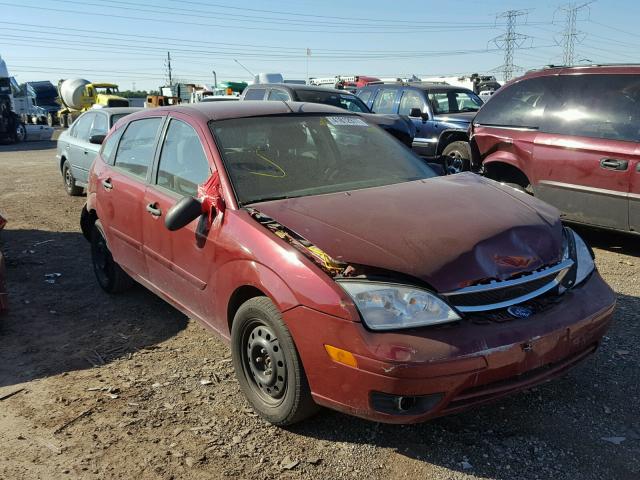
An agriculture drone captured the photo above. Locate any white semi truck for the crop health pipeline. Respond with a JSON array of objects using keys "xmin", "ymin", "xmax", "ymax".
[{"xmin": 0, "ymin": 54, "xmax": 26, "ymax": 143}]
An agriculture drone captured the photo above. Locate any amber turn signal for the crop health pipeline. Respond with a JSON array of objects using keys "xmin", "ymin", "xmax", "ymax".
[{"xmin": 324, "ymin": 345, "xmax": 358, "ymax": 368}]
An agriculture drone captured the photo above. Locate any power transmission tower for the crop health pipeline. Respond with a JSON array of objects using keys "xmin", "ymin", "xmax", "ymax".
[
  {"xmin": 165, "ymin": 51, "xmax": 173, "ymax": 86},
  {"xmin": 556, "ymin": 2, "xmax": 592, "ymax": 66},
  {"xmin": 491, "ymin": 10, "xmax": 531, "ymax": 82}
]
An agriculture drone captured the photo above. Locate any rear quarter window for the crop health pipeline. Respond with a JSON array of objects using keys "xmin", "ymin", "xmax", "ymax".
[
  {"xmin": 474, "ymin": 77, "xmax": 556, "ymax": 129},
  {"xmin": 244, "ymin": 88, "xmax": 266, "ymax": 100}
]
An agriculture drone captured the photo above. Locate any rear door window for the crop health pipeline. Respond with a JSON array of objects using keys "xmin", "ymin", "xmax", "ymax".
[
  {"xmin": 357, "ymin": 89, "xmax": 373, "ymax": 106},
  {"xmin": 244, "ymin": 88, "xmax": 266, "ymax": 100},
  {"xmin": 543, "ymin": 74, "xmax": 640, "ymax": 142},
  {"xmin": 156, "ymin": 119, "xmax": 211, "ymax": 197},
  {"xmin": 474, "ymin": 77, "xmax": 556, "ymax": 129},
  {"xmin": 114, "ymin": 117, "xmax": 163, "ymax": 180},
  {"xmin": 372, "ymin": 88, "xmax": 399, "ymax": 114},
  {"xmin": 267, "ymin": 89, "xmax": 290, "ymax": 101}
]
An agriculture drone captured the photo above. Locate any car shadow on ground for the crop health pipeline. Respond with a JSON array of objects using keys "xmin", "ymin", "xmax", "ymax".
[
  {"xmin": 0, "ymin": 228, "xmax": 188, "ymax": 389},
  {"xmin": 0, "ymin": 140, "xmax": 57, "ymax": 152},
  {"xmin": 291, "ymin": 290, "xmax": 640, "ymax": 480},
  {"xmin": 570, "ymin": 224, "xmax": 640, "ymax": 257}
]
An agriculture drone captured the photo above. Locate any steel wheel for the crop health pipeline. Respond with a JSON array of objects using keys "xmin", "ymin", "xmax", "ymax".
[
  {"xmin": 446, "ymin": 151, "xmax": 466, "ymax": 174},
  {"xmin": 242, "ymin": 321, "xmax": 287, "ymax": 405}
]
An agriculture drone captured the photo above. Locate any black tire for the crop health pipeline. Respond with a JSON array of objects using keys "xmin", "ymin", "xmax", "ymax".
[
  {"xmin": 14, "ymin": 123, "xmax": 26, "ymax": 143},
  {"xmin": 62, "ymin": 160, "xmax": 83, "ymax": 196},
  {"xmin": 90, "ymin": 221, "xmax": 133, "ymax": 294},
  {"xmin": 442, "ymin": 141, "xmax": 471, "ymax": 174},
  {"xmin": 47, "ymin": 113, "xmax": 54, "ymax": 127},
  {"xmin": 231, "ymin": 297, "xmax": 319, "ymax": 426},
  {"xmin": 61, "ymin": 114, "xmax": 68, "ymax": 128}
]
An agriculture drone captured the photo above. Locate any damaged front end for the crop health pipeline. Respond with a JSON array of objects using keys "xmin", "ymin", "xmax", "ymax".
[{"xmin": 248, "ymin": 205, "xmax": 597, "ymax": 331}]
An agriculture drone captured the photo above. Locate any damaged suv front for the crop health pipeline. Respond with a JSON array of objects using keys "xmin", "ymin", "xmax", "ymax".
[{"xmin": 211, "ymin": 109, "xmax": 615, "ymax": 424}]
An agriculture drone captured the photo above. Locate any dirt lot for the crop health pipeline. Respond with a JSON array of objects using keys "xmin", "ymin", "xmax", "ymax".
[{"xmin": 0, "ymin": 137, "xmax": 638, "ymax": 480}]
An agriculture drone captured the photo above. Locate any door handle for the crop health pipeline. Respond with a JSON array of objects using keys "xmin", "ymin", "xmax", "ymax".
[
  {"xmin": 146, "ymin": 203, "xmax": 162, "ymax": 217},
  {"xmin": 600, "ymin": 158, "xmax": 628, "ymax": 171},
  {"xmin": 101, "ymin": 179, "xmax": 113, "ymax": 190}
]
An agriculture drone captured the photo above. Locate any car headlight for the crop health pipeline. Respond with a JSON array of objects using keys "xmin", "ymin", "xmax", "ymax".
[
  {"xmin": 338, "ymin": 281, "xmax": 461, "ymax": 331},
  {"xmin": 562, "ymin": 228, "xmax": 595, "ymax": 287}
]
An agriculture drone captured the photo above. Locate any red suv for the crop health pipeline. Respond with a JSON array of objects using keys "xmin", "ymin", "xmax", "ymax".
[
  {"xmin": 470, "ymin": 65, "xmax": 640, "ymax": 234},
  {"xmin": 81, "ymin": 102, "xmax": 614, "ymax": 425}
]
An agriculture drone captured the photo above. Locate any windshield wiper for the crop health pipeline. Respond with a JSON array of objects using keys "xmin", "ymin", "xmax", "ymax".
[{"xmin": 243, "ymin": 194, "xmax": 292, "ymax": 206}]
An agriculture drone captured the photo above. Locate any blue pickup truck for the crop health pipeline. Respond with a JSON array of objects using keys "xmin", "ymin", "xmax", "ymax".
[{"xmin": 356, "ymin": 82, "xmax": 483, "ymax": 173}]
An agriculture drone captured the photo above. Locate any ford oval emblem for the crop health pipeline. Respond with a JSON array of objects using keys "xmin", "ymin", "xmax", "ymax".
[{"xmin": 507, "ymin": 305, "xmax": 534, "ymax": 319}]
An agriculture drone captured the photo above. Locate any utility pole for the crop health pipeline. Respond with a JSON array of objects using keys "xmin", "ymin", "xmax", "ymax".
[
  {"xmin": 165, "ymin": 51, "xmax": 173, "ymax": 86},
  {"xmin": 491, "ymin": 10, "xmax": 530, "ymax": 82},
  {"xmin": 306, "ymin": 48, "xmax": 311, "ymax": 85},
  {"xmin": 233, "ymin": 59, "xmax": 255, "ymax": 80},
  {"xmin": 556, "ymin": 2, "xmax": 592, "ymax": 66}
]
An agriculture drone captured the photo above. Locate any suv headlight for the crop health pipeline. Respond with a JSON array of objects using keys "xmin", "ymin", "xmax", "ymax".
[
  {"xmin": 562, "ymin": 228, "xmax": 595, "ymax": 287},
  {"xmin": 338, "ymin": 281, "xmax": 461, "ymax": 331}
]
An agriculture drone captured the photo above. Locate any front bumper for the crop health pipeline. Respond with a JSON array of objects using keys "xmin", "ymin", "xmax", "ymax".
[{"xmin": 284, "ymin": 271, "xmax": 615, "ymax": 423}]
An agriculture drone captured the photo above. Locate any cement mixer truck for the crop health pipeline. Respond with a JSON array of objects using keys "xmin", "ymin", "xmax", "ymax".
[{"xmin": 56, "ymin": 79, "xmax": 129, "ymax": 127}]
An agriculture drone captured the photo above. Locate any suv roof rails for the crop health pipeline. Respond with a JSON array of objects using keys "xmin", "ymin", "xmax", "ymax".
[{"xmin": 526, "ymin": 63, "xmax": 640, "ymax": 74}]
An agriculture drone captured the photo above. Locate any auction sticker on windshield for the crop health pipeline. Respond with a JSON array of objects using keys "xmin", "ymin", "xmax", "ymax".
[{"xmin": 326, "ymin": 116, "xmax": 368, "ymax": 127}]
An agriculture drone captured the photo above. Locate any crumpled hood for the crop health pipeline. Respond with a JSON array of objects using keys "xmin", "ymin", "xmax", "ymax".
[{"xmin": 253, "ymin": 173, "xmax": 563, "ymax": 292}]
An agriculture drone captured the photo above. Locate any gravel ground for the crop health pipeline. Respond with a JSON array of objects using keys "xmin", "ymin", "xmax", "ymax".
[{"xmin": 0, "ymin": 137, "xmax": 638, "ymax": 480}]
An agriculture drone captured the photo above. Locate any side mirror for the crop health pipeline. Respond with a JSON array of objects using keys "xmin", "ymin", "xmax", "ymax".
[
  {"xmin": 89, "ymin": 133, "xmax": 106, "ymax": 144},
  {"xmin": 165, "ymin": 196, "xmax": 204, "ymax": 231},
  {"xmin": 409, "ymin": 108, "xmax": 428, "ymax": 121}
]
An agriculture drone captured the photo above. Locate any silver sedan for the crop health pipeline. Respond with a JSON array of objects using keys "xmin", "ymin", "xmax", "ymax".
[{"xmin": 56, "ymin": 107, "xmax": 141, "ymax": 195}]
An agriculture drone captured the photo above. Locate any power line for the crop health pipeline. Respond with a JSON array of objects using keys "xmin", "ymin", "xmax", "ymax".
[
  {"xmin": 555, "ymin": 2, "xmax": 592, "ymax": 66},
  {"xmin": 491, "ymin": 10, "xmax": 531, "ymax": 82}
]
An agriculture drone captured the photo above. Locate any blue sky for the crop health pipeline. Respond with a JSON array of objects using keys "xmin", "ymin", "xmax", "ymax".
[{"xmin": 1, "ymin": 0, "xmax": 639, "ymax": 90}]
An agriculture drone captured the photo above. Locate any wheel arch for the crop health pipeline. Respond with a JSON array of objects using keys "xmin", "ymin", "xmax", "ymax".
[
  {"xmin": 483, "ymin": 159, "xmax": 531, "ymax": 188},
  {"xmin": 216, "ymin": 260, "xmax": 300, "ymax": 338},
  {"xmin": 436, "ymin": 129, "xmax": 469, "ymax": 156}
]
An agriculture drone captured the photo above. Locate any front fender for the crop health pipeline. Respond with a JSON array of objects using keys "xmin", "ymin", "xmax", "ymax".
[{"xmin": 213, "ymin": 259, "xmax": 301, "ymax": 337}]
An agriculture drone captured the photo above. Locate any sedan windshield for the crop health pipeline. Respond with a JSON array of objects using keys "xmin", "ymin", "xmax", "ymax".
[
  {"xmin": 428, "ymin": 89, "xmax": 483, "ymax": 114},
  {"xmin": 210, "ymin": 115, "xmax": 435, "ymax": 205},
  {"xmin": 295, "ymin": 90, "xmax": 370, "ymax": 113}
]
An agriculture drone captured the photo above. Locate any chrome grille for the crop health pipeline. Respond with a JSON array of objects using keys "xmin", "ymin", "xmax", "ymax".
[{"xmin": 442, "ymin": 259, "xmax": 573, "ymax": 313}]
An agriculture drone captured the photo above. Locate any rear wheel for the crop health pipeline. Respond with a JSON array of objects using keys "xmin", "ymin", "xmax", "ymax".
[
  {"xmin": 62, "ymin": 161, "xmax": 83, "ymax": 196},
  {"xmin": 91, "ymin": 222, "xmax": 133, "ymax": 294},
  {"xmin": 231, "ymin": 297, "xmax": 318, "ymax": 426},
  {"xmin": 442, "ymin": 141, "xmax": 471, "ymax": 174},
  {"xmin": 47, "ymin": 113, "xmax": 55, "ymax": 127}
]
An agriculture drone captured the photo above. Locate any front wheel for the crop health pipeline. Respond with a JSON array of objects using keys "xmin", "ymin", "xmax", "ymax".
[
  {"xmin": 231, "ymin": 297, "xmax": 319, "ymax": 426},
  {"xmin": 14, "ymin": 123, "xmax": 26, "ymax": 143},
  {"xmin": 442, "ymin": 141, "xmax": 471, "ymax": 174}
]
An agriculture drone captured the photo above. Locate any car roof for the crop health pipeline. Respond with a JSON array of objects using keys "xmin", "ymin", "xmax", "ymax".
[
  {"xmin": 126, "ymin": 101, "xmax": 350, "ymax": 123},
  {"xmin": 89, "ymin": 107, "xmax": 142, "ymax": 116},
  {"xmin": 503, "ymin": 64, "xmax": 640, "ymax": 89},
  {"xmin": 246, "ymin": 83, "xmax": 355, "ymax": 95},
  {"xmin": 360, "ymin": 82, "xmax": 474, "ymax": 93}
]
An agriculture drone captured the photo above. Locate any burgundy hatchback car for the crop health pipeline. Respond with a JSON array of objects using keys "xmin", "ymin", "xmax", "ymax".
[
  {"xmin": 470, "ymin": 65, "xmax": 640, "ymax": 234},
  {"xmin": 81, "ymin": 101, "xmax": 615, "ymax": 425}
]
